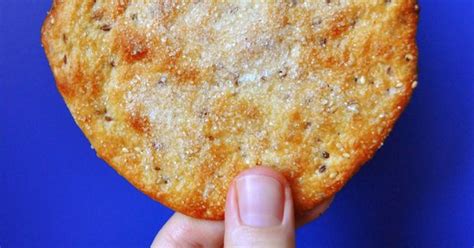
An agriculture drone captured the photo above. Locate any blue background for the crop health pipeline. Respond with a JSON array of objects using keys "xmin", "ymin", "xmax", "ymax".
[{"xmin": 1, "ymin": 0, "xmax": 473, "ymax": 247}]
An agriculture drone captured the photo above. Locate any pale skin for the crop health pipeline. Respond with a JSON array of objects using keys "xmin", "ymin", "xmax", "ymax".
[{"xmin": 151, "ymin": 167, "xmax": 334, "ymax": 247}]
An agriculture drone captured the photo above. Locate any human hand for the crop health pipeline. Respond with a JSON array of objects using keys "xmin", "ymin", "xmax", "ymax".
[{"xmin": 151, "ymin": 167, "xmax": 333, "ymax": 248}]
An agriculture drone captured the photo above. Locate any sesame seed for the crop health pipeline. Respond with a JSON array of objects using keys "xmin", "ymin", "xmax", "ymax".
[{"xmin": 322, "ymin": 151, "xmax": 330, "ymax": 159}]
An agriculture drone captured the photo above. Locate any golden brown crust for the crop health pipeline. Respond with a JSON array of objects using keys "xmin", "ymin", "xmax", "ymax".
[{"xmin": 42, "ymin": 0, "xmax": 418, "ymax": 220}]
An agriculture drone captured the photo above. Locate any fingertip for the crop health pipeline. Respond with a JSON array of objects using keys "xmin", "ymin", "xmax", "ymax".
[
  {"xmin": 224, "ymin": 166, "xmax": 295, "ymax": 247},
  {"xmin": 226, "ymin": 166, "xmax": 294, "ymax": 228},
  {"xmin": 233, "ymin": 166, "xmax": 290, "ymax": 188}
]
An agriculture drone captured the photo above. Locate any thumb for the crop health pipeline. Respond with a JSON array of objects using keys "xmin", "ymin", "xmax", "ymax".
[{"xmin": 224, "ymin": 167, "xmax": 295, "ymax": 248}]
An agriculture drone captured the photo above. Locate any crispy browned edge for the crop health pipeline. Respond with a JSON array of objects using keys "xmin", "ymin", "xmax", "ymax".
[{"xmin": 41, "ymin": 0, "xmax": 419, "ymax": 220}]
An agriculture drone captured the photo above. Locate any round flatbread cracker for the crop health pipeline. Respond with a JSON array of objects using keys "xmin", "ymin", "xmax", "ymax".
[{"xmin": 42, "ymin": 0, "xmax": 418, "ymax": 219}]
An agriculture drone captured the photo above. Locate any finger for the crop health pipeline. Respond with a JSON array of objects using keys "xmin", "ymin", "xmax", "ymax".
[
  {"xmin": 224, "ymin": 167, "xmax": 295, "ymax": 248},
  {"xmin": 151, "ymin": 212, "xmax": 224, "ymax": 248},
  {"xmin": 295, "ymin": 196, "xmax": 334, "ymax": 227}
]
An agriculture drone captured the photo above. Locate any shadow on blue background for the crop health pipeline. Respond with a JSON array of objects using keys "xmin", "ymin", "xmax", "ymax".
[{"xmin": 1, "ymin": 0, "xmax": 473, "ymax": 247}]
